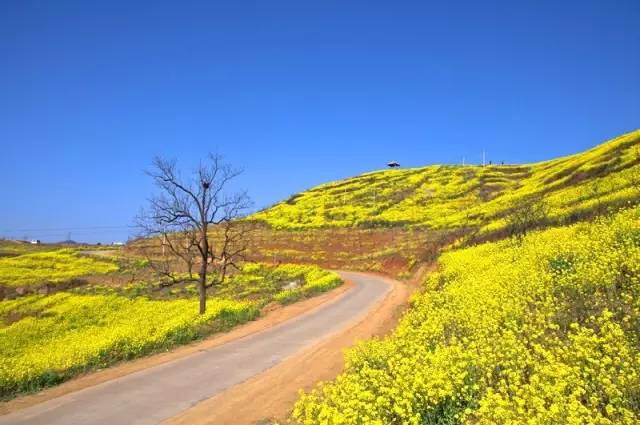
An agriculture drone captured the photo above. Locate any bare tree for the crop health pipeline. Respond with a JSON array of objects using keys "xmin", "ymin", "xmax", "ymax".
[
  {"xmin": 163, "ymin": 231, "xmax": 200, "ymax": 280},
  {"xmin": 137, "ymin": 154, "xmax": 252, "ymax": 314},
  {"xmin": 135, "ymin": 235, "xmax": 194, "ymax": 286}
]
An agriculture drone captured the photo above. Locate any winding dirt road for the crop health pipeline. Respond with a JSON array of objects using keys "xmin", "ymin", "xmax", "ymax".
[{"xmin": 0, "ymin": 272, "xmax": 408, "ymax": 425}]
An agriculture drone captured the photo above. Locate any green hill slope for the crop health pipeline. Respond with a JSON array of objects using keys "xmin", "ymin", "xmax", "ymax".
[{"xmin": 253, "ymin": 130, "xmax": 640, "ymax": 235}]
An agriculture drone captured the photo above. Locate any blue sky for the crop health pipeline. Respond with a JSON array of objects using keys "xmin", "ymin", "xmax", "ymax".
[{"xmin": 1, "ymin": 0, "xmax": 638, "ymax": 242}]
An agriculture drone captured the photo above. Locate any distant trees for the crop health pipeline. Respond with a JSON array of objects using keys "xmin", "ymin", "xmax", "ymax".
[{"xmin": 137, "ymin": 154, "xmax": 252, "ymax": 314}]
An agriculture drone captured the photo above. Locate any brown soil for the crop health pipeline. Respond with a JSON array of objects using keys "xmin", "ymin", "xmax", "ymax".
[
  {"xmin": 162, "ymin": 273, "xmax": 415, "ymax": 425},
  {"xmin": 131, "ymin": 225, "xmax": 456, "ymax": 278},
  {"xmin": 0, "ymin": 281, "xmax": 353, "ymax": 416}
]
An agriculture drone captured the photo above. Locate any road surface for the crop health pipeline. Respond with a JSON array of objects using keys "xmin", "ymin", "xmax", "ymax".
[{"xmin": 0, "ymin": 272, "xmax": 390, "ymax": 425}]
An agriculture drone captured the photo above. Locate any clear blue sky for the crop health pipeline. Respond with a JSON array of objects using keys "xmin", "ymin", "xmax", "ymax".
[{"xmin": 1, "ymin": 0, "xmax": 638, "ymax": 243}]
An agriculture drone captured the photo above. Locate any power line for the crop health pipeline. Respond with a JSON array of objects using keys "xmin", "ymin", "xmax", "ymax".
[{"xmin": 0, "ymin": 225, "xmax": 141, "ymax": 233}]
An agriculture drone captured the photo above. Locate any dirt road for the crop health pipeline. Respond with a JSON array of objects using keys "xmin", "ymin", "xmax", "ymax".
[{"xmin": 0, "ymin": 272, "xmax": 401, "ymax": 425}]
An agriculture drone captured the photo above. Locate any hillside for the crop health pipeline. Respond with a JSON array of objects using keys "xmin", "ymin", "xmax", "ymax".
[
  {"xmin": 294, "ymin": 204, "xmax": 640, "ymax": 424},
  {"xmin": 279, "ymin": 130, "xmax": 640, "ymax": 424},
  {"xmin": 253, "ymin": 130, "xmax": 640, "ymax": 236}
]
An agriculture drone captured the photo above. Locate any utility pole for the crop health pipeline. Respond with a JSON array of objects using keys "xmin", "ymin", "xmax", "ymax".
[
  {"xmin": 482, "ymin": 150, "xmax": 486, "ymax": 167},
  {"xmin": 462, "ymin": 156, "xmax": 465, "ymax": 166}
]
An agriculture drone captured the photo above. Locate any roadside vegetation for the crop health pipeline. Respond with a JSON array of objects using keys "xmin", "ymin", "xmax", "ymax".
[
  {"xmin": 293, "ymin": 206, "xmax": 640, "ymax": 424},
  {"xmin": 0, "ymin": 262, "xmax": 340, "ymax": 399}
]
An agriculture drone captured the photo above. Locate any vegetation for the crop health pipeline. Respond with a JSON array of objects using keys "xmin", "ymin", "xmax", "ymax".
[
  {"xmin": 0, "ymin": 249, "xmax": 118, "ymax": 288},
  {"xmin": 0, "ymin": 262, "xmax": 341, "ymax": 399},
  {"xmin": 234, "ymin": 263, "xmax": 343, "ymax": 304},
  {"xmin": 253, "ymin": 130, "xmax": 640, "ymax": 237},
  {"xmin": 293, "ymin": 206, "xmax": 640, "ymax": 424},
  {"xmin": 0, "ymin": 294, "xmax": 255, "ymax": 398}
]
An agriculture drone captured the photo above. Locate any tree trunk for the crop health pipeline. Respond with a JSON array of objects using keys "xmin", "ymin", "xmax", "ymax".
[{"xmin": 198, "ymin": 261, "xmax": 207, "ymax": 315}]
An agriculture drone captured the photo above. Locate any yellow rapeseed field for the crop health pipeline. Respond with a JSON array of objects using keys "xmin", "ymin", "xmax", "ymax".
[
  {"xmin": 253, "ymin": 130, "xmax": 640, "ymax": 234},
  {"xmin": 293, "ymin": 206, "xmax": 640, "ymax": 424},
  {"xmin": 0, "ymin": 249, "xmax": 118, "ymax": 288},
  {"xmin": 0, "ymin": 263, "xmax": 341, "ymax": 398}
]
